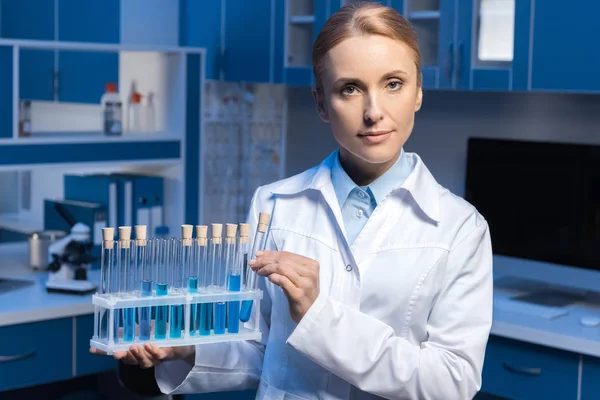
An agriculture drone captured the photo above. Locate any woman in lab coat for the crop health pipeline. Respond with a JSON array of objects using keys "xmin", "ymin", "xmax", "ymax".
[{"xmin": 92, "ymin": 2, "xmax": 493, "ymax": 399}]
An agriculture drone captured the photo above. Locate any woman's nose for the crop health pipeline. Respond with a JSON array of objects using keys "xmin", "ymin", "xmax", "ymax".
[{"xmin": 363, "ymin": 95, "xmax": 384, "ymax": 123}]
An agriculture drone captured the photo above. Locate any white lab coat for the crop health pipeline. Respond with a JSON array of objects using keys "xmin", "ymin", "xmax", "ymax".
[{"xmin": 156, "ymin": 151, "xmax": 493, "ymax": 400}]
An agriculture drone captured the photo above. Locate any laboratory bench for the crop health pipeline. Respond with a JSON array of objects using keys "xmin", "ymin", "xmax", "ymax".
[{"xmin": 2, "ymin": 241, "xmax": 600, "ymax": 399}]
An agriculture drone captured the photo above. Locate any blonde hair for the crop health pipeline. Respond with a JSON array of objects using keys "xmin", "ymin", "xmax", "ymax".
[{"xmin": 312, "ymin": 1, "xmax": 422, "ymax": 93}]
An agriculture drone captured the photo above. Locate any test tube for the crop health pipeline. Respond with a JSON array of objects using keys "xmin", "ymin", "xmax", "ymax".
[
  {"xmin": 118, "ymin": 226, "xmax": 136, "ymax": 342},
  {"xmin": 201, "ymin": 223, "xmax": 222, "ymax": 334},
  {"xmin": 169, "ymin": 232, "xmax": 185, "ymax": 339},
  {"xmin": 155, "ymin": 238, "xmax": 169, "ymax": 340},
  {"xmin": 214, "ymin": 224, "xmax": 237, "ymax": 334},
  {"xmin": 240, "ymin": 213, "xmax": 271, "ymax": 323},
  {"xmin": 228, "ymin": 223, "xmax": 249, "ymax": 333},
  {"xmin": 195, "ymin": 225, "xmax": 210, "ymax": 336},
  {"xmin": 98, "ymin": 228, "xmax": 115, "ymax": 342},
  {"xmin": 135, "ymin": 225, "xmax": 152, "ymax": 341},
  {"xmin": 181, "ymin": 225, "xmax": 197, "ymax": 337}
]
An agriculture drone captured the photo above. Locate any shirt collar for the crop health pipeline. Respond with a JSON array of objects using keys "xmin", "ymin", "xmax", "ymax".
[
  {"xmin": 330, "ymin": 148, "xmax": 413, "ymax": 208},
  {"xmin": 270, "ymin": 150, "xmax": 440, "ymax": 223}
]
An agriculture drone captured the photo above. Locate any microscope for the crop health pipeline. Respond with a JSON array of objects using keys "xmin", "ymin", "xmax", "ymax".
[{"xmin": 45, "ymin": 204, "xmax": 98, "ymax": 294}]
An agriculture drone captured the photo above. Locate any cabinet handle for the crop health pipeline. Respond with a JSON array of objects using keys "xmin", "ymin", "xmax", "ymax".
[
  {"xmin": 53, "ymin": 68, "xmax": 59, "ymax": 101},
  {"xmin": 454, "ymin": 41, "xmax": 463, "ymax": 84},
  {"xmin": 0, "ymin": 351, "xmax": 37, "ymax": 363},
  {"xmin": 503, "ymin": 362, "xmax": 541, "ymax": 376},
  {"xmin": 445, "ymin": 42, "xmax": 454, "ymax": 81}
]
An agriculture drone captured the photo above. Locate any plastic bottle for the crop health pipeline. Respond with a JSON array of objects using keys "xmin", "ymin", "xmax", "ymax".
[
  {"xmin": 129, "ymin": 92, "xmax": 142, "ymax": 132},
  {"xmin": 101, "ymin": 83, "xmax": 123, "ymax": 136}
]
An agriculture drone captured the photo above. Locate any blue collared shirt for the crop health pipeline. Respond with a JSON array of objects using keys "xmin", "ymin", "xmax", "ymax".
[{"xmin": 330, "ymin": 148, "xmax": 414, "ymax": 244}]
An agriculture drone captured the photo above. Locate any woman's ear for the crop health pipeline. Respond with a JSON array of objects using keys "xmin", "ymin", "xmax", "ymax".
[
  {"xmin": 415, "ymin": 86, "xmax": 423, "ymax": 112},
  {"xmin": 312, "ymin": 88, "xmax": 330, "ymax": 123}
]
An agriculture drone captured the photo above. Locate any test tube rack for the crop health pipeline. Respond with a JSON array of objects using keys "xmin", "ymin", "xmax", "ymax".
[{"xmin": 90, "ymin": 219, "xmax": 268, "ymax": 355}]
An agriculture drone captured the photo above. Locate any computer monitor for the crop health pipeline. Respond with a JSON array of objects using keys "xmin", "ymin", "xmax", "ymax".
[{"xmin": 465, "ymin": 137, "xmax": 600, "ymax": 272}]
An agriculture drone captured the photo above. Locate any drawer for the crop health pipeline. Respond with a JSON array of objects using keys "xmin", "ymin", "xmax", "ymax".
[
  {"xmin": 0, "ymin": 318, "xmax": 73, "ymax": 391},
  {"xmin": 581, "ymin": 355, "xmax": 600, "ymax": 400},
  {"xmin": 75, "ymin": 314, "xmax": 117, "ymax": 376},
  {"xmin": 481, "ymin": 336, "xmax": 579, "ymax": 400}
]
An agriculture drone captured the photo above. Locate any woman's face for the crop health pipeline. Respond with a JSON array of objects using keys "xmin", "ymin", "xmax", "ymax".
[{"xmin": 314, "ymin": 34, "xmax": 422, "ymax": 166}]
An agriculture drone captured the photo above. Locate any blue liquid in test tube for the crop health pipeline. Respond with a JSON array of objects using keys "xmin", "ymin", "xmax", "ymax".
[
  {"xmin": 169, "ymin": 237, "xmax": 184, "ymax": 339},
  {"xmin": 216, "ymin": 224, "xmax": 237, "ymax": 334},
  {"xmin": 240, "ymin": 213, "xmax": 271, "ymax": 322},
  {"xmin": 204, "ymin": 224, "xmax": 223, "ymax": 335},
  {"xmin": 228, "ymin": 223, "xmax": 249, "ymax": 333}
]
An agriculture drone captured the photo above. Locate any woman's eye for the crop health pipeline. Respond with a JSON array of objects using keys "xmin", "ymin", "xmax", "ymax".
[
  {"xmin": 388, "ymin": 81, "xmax": 403, "ymax": 90},
  {"xmin": 342, "ymin": 85, "xmax": 357, "ymax": 95}
]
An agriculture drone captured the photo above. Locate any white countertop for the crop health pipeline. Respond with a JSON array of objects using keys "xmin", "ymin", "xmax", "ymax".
[
  {"xmin": 0, "ymin": 242, "xmax": 99, "ymax": 327},
  {"xmin": 2, "ymin": 241, "xmax": 600, "ymax": 358}
]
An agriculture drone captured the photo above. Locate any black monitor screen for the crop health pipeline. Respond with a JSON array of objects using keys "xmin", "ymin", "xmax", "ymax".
[{"xmin": 465, "ymin": 138, "xmax": 600, "ymax": 271}]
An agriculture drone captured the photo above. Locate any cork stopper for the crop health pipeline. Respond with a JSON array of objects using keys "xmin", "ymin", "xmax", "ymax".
[
  {"xmin": 134, "ymin": 225, "xmax": 147, "ymax": 246},
  {"xmin": 258, "ymin": 213, "xmax": 271, "ymax": 233},
  {"xmin": 239, "ymin": 223, "xmax": 250, "ymax": 244},
  {"xmin": 181, "ymin": 224, "xmax": 193, "ymax": 246},
  {"xmin": 118, "ymin": 226, "xmax": 132, "ymax": 249},
  {"xmin": 211, "ymin": 223, "xmax": 222, "ymax": 244},
  {"xmin": 102, "ymin": 227, "xmax": 115, "ymax": 249},
  {"xmin": 225, "ymin": 223, "xmax": 237, "ymax": 244},
  {"xmin": 196, "ymin": 225, "xmax": 208, "ymax": 246}
]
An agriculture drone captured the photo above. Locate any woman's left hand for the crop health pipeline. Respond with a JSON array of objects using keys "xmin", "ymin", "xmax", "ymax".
[{"xmin": 249, "ymin": 250, "xmax": 320, "ymax": 323}]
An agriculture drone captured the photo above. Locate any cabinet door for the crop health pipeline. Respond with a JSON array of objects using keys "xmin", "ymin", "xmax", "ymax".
[
  {"xmin": 19, "ymin": 49, "xmax": 55, "ymax": 101},
  {"xmin": 75, "ymin": 314, "xmax": 117, "ymax": 376},
  {"xmin": 179, "ymin": 0, "xmax": 223, "ymax": 80},
  {"xmin": 530, "ymin": 1, "xmax": 600, "ymax": 92},
  {"xmin": 0, "ymin": 46, "xmax": 13, "ymax": 139},
  {"xmin": 224, "ymin": 0, "xmax": 273, "ymax": 83},
  {"xmin": 404, "ymin": 0, "xmax": 456, "ymax": 89},
  {"xmin": 58, "ymin": 0, "xmax": 120, "ymax": 43},
  {"xmin": 58, "ymin": 50, "xmax": 119, "ymax": 104},
  {"xmin": 0, "ymin": 318, "xmax": 73, "ymax": 391},
  {"xmin": 459, "ymin": 0, "xmax": 530, "ymax": 92},
  {"xmin": 582, "ymin": 355, "xmax": 600, "ymax": 400},
  {"xmin": 0, "ymin": 0, "xmax": 54, "ymax": 40}
]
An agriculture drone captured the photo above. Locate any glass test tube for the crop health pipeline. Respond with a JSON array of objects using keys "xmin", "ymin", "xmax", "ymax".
[
  {"xmin": 169, "ymin": 233, "xmax": 185, "ymax": 339},
  {"xmin": 135, "ymin": 225, "xmax": 152, "ymax": 341},
  {"xmin": 240, "ymin": 213, "xmax": 271, "ymax": 323},
  {"xmin": 228, "ymin": 223, "xmax": 249, "ymax": 333},
  {"xmin": 215, "ymin": 224, "xmax": 237, "ymax": 334},
  {"xmin": 118, "ymin": 227, "xmax": 136, "ymax": 342},
  {"xmin": 155, "ymin": 238, "xmax": 169, "ymax": 340},
  {"xmin": 195, "ymin": 225, "xmax": 210, "ymax": 336},
  {"xmin": 98, "ymin": 228, "xmax": 115, "ymax": 342},
  {"xmin": 180, "ymin": 225, "xmax": 197, "ymax": 337},
  {"xmin": 202, "ymin": 223, "xmax": 222, "ymax": 334}
]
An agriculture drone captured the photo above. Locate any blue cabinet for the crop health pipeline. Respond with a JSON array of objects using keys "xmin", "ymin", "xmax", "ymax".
[
  {"xmin": 0, "ymin": 0, "xmax": 55, "ymax": 40},
  {"xmin": 481, "ymin": 336, "xmax": 579, "ymax": 399},
  {"xmin": 19, "ymin": 49, "xmax": 55, "ymax": 101},
  {"xmin": 530, "ymin": 2, "xmax": 600, "ymax": 93},
  {"xmin": 58, "ymin": 0, "xmax": 120, "ymax": 43},
  {"xmin": 179, "ymin": 0, "xmax": 223, "ymax": 80},
  {"xmin": 75, "ymin": 315, "xmax": 117, "ymax": 376},
  {"xmin": 581, "ymin": 355, "xmax": 600, "ymax": 400},
  {"xmin": 0, "ymin": 318, "xmax": 73, "ymax": 391},
  {"xmin": 0, "ymin": 46, "xmax": 13, "ymax": 139}
]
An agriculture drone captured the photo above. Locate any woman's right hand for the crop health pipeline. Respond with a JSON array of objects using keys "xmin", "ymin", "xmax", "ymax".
[{"xmin": 89, "ymin": 344, "xmax": 195, "ymax": 369}]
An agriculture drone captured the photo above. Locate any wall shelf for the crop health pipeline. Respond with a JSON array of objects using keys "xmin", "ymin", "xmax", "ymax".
[{"xmin": 2, "ymin": 131, "xmax": 181, "ymax": 145}]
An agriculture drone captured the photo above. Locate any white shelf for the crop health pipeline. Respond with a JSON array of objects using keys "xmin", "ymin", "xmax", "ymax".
[
  {"xmin": 290, "ymin": 15, "xmax": 315, "ymax": 24},
  {"xmin": 0, "ymin": 131, "xmax": 182, "ymax": 145},
  {"xmin": 0, "ymin": 38, "xmax": 205, "ymax": 54}
]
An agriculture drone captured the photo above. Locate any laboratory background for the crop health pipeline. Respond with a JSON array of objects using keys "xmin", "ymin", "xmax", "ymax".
[{"xmin": 0, "ymin": 0, "xmax": 598, "ymax": 399}]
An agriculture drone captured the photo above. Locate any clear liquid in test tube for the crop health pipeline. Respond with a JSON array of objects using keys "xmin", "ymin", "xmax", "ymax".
[
  {"xmin": 228, "ymin": 223, "xmax": 249, "ymax": 333},
  {"xmin": 169, "ymin": 233, "xmax": 185, "ymax": 339},
  {"xmin": 154, "ymin": 238, "xmax": 169, "ymax": 340},
  {"xmin": 98, "ymin": 228, "xmax": 115, "ymax": 343},
  {"xmin": 240, "ymin": 213, "xmax": 271, "ymax": 323},
  {"xmin": 195, "ymin": 225, "xmax": 210, "ymax": 336},
  {"xmin": 118, "ymin": 226, "xmax": 135, "ymax": 342},
  {"xmin": 135, "ymin": 225, "xmax": 152, "ymax": 341}
]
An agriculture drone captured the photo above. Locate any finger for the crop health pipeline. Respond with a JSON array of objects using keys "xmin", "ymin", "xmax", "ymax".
[
  {"xmin": 256, "ymin": 262, "xmax": 304, "ymax": 287},
  {"xmin": 144, "ymin": 343, "xmax": 170, "ymax": 363},
  {"xmin": 250, "ymin": 250, "xmax": 281, "ymax": 268},
  {"xmin": 268, "ymin": 273, "xmax": 303, "ymax": 299},
  {"xmin": 89, "ymin": 347, "xmax": 107, "ymax": 356},
  {"xmin": 114, "ymin": 350, "xmax": 138, "ymax": 365},
  {"xmin": 130, "ymin": 345, "xmax": 154, "ymax": 368}
]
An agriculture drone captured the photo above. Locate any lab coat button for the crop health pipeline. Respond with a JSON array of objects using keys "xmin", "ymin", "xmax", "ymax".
[
  {"xmin": 355, "ymin": 209, "xmax": 363, "ymax": 218},
  {"xmin": 345, "ymin": 264, "xmax": 352, "ymax": 271},
  {"xmin": 358, "ymin": 190, "xmax": 366, "ymax": 198}
]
